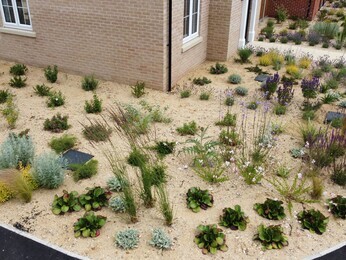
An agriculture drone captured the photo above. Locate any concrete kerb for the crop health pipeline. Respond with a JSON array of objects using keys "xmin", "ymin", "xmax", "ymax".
[
  {"xmin": 303, "ymin": 241, "xmax": 346, "ymax": 260},
  {"xmin": 0, "ymin": 224, "xmax": 89, "ymax": 260}
]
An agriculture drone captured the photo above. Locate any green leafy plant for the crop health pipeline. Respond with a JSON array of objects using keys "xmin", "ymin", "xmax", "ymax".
[
  {"xmin": 32, "ymin": 152, "xmax": 66, "ymax": 189},
  {"xmin": 176, "ymin": 121, "xmax": 198, "ymax": 135},
  {"xmin": 85, "ymin": 94, "xmax": 102, "ymax": 113},
  {"xmin": 156, "ymin": 184, "xmax": 173, "ymax": 226},
  {"xmin": 49, "ymin": 134, "xmax": 77, "ymax": 154},
  {"xmin": 127, "ymin": 146, "xmax": 148, "ymax": 167},
  {"xmin": 199, "ymin": 91, "xmax": 210, "ymax": 100},
  {"xmin": 235, "ymin": 86, "xmax": 248, "ymax": 96},
  {"xmin": 0, "ymin": 89, "xmax": 10, "ymax": 104},
  {"xmin": 331, "ymin": 159, "xmax": 346, "ymax": 186},
  {"xmin": 331, "ymin": 118, "xmax": 343, "ymax": 128},
  {"xmin": 210, "ymin": 62, "xmax": 228, "ymax": 74},
  {"xmin": 44, "ymin": 113, "xmax": 70, "ymax": 133},
  {"xmin": 247, "ymin": 101, "xmax": 258, "ymax": 110},
  {"xmin": 115, "ymin": 229, "xmax": 139, "ymax": 249},
  {"xmin": 52, "ymin": 190, "xmax": 81, "ymax": 215},
  {"xmin": 44, "ymin": 65, "xmax": 58, "ymax": 83},
  {"xmin": 82, "ymin": 75, "xmax": 99, "ymax": 91},
  {"xmin": 109, "ymin": 196, "xmax": 126, "ymax": 213},
  {"xmin": 254, "ymin": 224, "xmax": 288, "ymax": 250},
  {"xmin": 225, "ymin": 95, "xmax": 234, "ymax": 106},
  {"xmin": 149, "ymin": 228, "xmax": 172, "ymax": 249},
  {"xmin": 274, "ymin": 104, "xmax": 286, "ymax": 115},
  {"xmin": 70, "ymin": 159, "xmax": 98, "ymax": 181},
  {"xmin": 107, "ymin": 177, "xmax": 122, "ymax": 192},
  {"xmin": 82, "ymin": 119, "xmax": 112, "ymax": 142},
  {"xmin": 327, "ymin": 195, "xmax": 346, "ymax": 219},
  {"xmin": 73, "ymin": 211, "xmax": 107, "ymax": 238},
  {"xmin": 10, "ymin": 64, "xmax": 27, "ymax": 76},
  {"xmin": 194, "ymin": 224, "xmax": 228, "ymax": 255},
  {"xmin": 228, "ymin": 74, "xmax": 242, "ymax": 84},
  {"xmin": 33, "ymin": 84, "xmax": 52, "ymax": 96},
  {"xmin": 275, "ymin": 165, "xmax": 290, "ymax": 178},
  {"xmin": 254, "ymin": 198, "xmax": 286, "ymax": 220},
  {"xmin": 297, "ymin": 209, "xmax": 328, "ymax": 234},
  {"xmin": 131, "ymin": 81, "xmax": 146, "ymax": 98},
  {"xmin": 219, "ymin": 205, "xmax": 248, "ymax": 231},
  {"xmin": 236, "ymin": 47, "xmax": 253, "ymax": 63},
  {"xmin": 215, "ymin": 112, "xmax": 236, "ymax": 127},
  {"xmin": 186, "ymin": 187, "xmax": 213, "ymax": 213},
  {"xmin": 47, "ymin": 91, "xmax": 65, "ymax": 107},
  {"xmin": 180, "ymin": 89, "xmax": 191, "ymax": 98},
  {"xmin": 9, "ymin": 76, "xmax": 26, "ymax": 88},
  {"xmin": 1, "ymin": 95, "xmax": 19, "ymax": 129},
  {"xmin": 193, "ymin": 77, "xmax": 211, "ymax": 86},
  {"xmin": 139, "ymin": 100, "xmax": 172, "ymax": 123},
  {"xmin": 276, "ymin": 6, "xmax": 288, "ymax": 23},
  {"xmin": 78, "ymin": 186, "xmax": 111, "ymax": 211},
  {"xmin": 153, "ymin": 141, "xmax": 175, "ymax": 157}
]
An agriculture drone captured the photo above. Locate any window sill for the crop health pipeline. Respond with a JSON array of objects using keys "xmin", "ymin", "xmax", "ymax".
[
  {"xmin": 181, "ymin": 36, "xmax": 203, "ymax": 53},
  {"xmin": 0, "ymin": 27, "xmax": 36, "ymax": 38}
]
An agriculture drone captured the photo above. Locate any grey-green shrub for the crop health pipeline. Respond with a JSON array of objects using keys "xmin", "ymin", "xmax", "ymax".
[
  {"xmin": 109, "ymin": 197, "xmax": 126, "ymax": 213},
  {"xmin": 0, "ymin": 133, "xmax": 35, "ymax": 169},
  {"xmin": 32, "ymin": 152, "xmax": 66, "ymax": 189},
  {"xmin": 107, "ymin": 177, "xmax": 122, "ymax": 192},
  {"xmin": 149, "ymin": 228, "xmax": 172, "ymax": 249},
  {"xmin": 338, "ymin": 100, "xmax": 346, "ymax": 108},
  {"xmin": 228, "ymin": 74, "xmax": 242, "ymax": 84},
  {"xmin": 235, "ymin": 86, "xmax": 248, "ymax": 96},
  {"xmin": 115, "ymin": 229, "xmax": 139, "ymax": 250}
]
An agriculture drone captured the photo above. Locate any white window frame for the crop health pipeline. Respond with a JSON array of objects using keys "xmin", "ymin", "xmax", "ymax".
[
  {"xmin": 0, "ymin": 0, "xmax": 32, "ymax": 30},
  {"xmin": 183, "ymin": 0, "xmax": 200, "ymax": 44}
]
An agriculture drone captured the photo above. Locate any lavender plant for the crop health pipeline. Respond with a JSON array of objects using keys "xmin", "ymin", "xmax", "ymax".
[
  {"xmin": 301, "ymin": 77, "xmax": 320, "ymax": 106},
  {"xmin": 261, "ymin": 73, "xmax": 280, "ymax": 100},
  {"xmin": 277, "ymin": 81, "xmax": 294, "ymax": 106}
]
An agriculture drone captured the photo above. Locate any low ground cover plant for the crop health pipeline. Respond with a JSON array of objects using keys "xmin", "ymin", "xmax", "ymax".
[
  {"xmin": 115, "ymin": 229, "xmax": 139, "ymax": 249},
  {"xmin": 228, "ymin": 74, "xmax": 242, "ymax": 84},
  {"xmin": 0, "ymin": 89, "xmax": 10, "ymax": 104},
  {"xmin": 44, "ymin": 65, "xmax": 58, "ymax": 83},
  {"xmin": 194, "ymin": 224, "xmax": 228, "ymax": 254},
  {"xmin": 210, "ymin": 62, "xmax": 228, "ymax": 74},
  {"xmin": 10, "ymin": 64, "xmax": 27, "ymax": 76},
  {"xmin": 176, "ymin": 121, "xmax": 198, "ymax": 135},
  {"xmin": 193, "ymin": 77, "xmax": 211, "ymax": 86},
  {"xmin": 106, "ymin": 176, "xmax": 122, "ymax": 192},
  {"xmin": 219, "ymin": 205, "xmax": 248, "ymax": 231},
  {"xmin": 153, "ymin": 141, "xmax": 175, "ymax": 157},
  {"xmin": 254, "ymin": 198, "xmax": 286, "ymax": 220},
  {"xmin": 186, "ymin": 187, "xmax": 213, "ymax": 213},
  {"xmin": 33, "ymin": 84, "xmax": 52, "ymax": 96},
  {"xmin": 235, "ymin": 86, "xmax": 248, "ymax": 96},
  {"xmin": 74, "ymin": 211, "xmax": 107, "ymax": 238},
  {"xmin": 149, "ymin": 228, "xmax": 172, "ymax": 249},
  {"xmin": 109, "ymin": 196, "xmax": 126, "ymax": 213},
  {"xmin": 9, "ymin": 76, "xmax": 26, "ymax": 88},
  {"xmin": 297, "ymin": 209, "xmax": 328, "ymax": 235},
  {"xmin": 82, "ymin": 75, "xmax": 99, "ymax": 91},
  {"xmin": 70, "ymin": 159, "xmax": 98, "ymax": 181},
  {"xmin": 254, "ymin": 224, "xmax": 288, "ymax": 250},
  {"xmin": 52, "ymin": 190, "xmax": 81, "ymax": 215},
  {"xmin": 78, "ymin": 186, "xmax": 111, "ymax": 211},
  {"xmin": 327, "ymin": 195, "xmax": 346, "ymax": 219},
  {"xmin": 49, "ymin": 134, "xmax": 77, "ymax": 154},
  {"xmin": 47, "ymin": 91, "xmax": 65, "ymax": 107},
  {"xmin": 44, "ymin": 113, "xmax": 70, "ymax": 132}
]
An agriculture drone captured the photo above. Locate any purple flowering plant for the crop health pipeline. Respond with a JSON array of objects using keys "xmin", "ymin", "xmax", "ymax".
[{"xmin": 261, "ymin": 72, "xmax": 280, "ymax": 100}]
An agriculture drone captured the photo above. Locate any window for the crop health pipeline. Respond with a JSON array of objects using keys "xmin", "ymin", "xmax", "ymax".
[
  {"xmin": 183, "ymin": 0, "xmax": 200, "ymax": 43},
  {"xmin": 1, "ymin": 0, "xmax": 32, "ymax": 30}
]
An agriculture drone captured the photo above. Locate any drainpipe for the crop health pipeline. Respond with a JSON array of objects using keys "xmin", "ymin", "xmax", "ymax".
[
  {"xmin": 167, "ymin": 0, "xmax": 172, "ymax": 92},
  {"xmin": 247, "ymin": 0, "xmax": 259, "ymax": 43},
  {"xmin": 238, "ymin": 0, "xmax": 250, "ymax": 48}
]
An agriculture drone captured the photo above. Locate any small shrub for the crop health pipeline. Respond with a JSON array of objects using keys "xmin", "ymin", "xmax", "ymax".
[
  {"xmin": 338, "ymin": 100, "xmax": 346, "ymax": 108},
  {"xmin": 215, "ymin": 112, "xmax": 236, "ymax": 127},
  {"xmin": 307, "ymin": 31, "xmax": 321, "ymax": 46},
  {"xmin": 254, "ymin": 198, "xmax": 286, "ymax": 220},
  {"xmin": 109, "ymin": 197, "xmax": 126, "ymax": 213},
  {"xmin": 235, "ymin": 86, "xmax": 248, "ymax": 96},
  {"xmin": 322, "ymin": 42, "xmax": 329, "ymax": 48},
  {"xmin": 228, "ymin": 74, "xmax": 242, "ymax": 84},
  {"xmin": 194, "ymin": 224, "xmax": 228, "ymax": 254},
  {"xmin": 70, "ymin": 159, "xmax": 98, "ymax": 181},
  {"xmin": 219, "ymin": 129, "xmax": 240, "ymax": 146},
  {"xmin": 153, "ymin": 141, "xmax": 175, "ymax": 157},
  {"xmin": 0, "ymin": 181, "xmax": 14, "ymax": 203},
  {"xmin": 261, "ymin": 26, "xmax": 274, "ymax": 39},
  {"xmin": 107, "ymin": 177, "xmax": 122, "ymax": 192},
  {"xmin": 280, "ymin": 36, "xmax": 288, "ymax": 43},
  {"xmin": 312, "ymin": 68, "xmax": 323, "ymax": 78},
  {"xmin": 297, "ymin": 209, "xmax": 328, "ymax": 235},
  {"xmin": 254, "ymin": 225, "xmax": 288, "ymax": 250},
  {"xmin": 247, "ymin": 101, "xmax": 258, "ymax": 110},
  {"xmin": 47, "ymin": 91, "xmax": 65, "ymax": 107},
  {"xmin": 131, "ymin": 81, "xmax": 146, "ymax": 98},
  {"xmin": 85, "ymin": 94, "xmax": 102, "ymax": 113},
  {"xmin": 149, "ymin": 228, "xmax": 172, "ymax": 249},
  {"xmin": 79, "ymin": 186, "xmax": 111, "ymax": 211},
  {"xmin": 81, "ymin": 75, "xmax": 99, "ymax": 91},
  {"xmin": 44, "ymin": 113, "xmax": 70, "ymax": 133},
  {"xmin": 302, "ymin": 110, "xmax": 315, "ymax": 121},
  {"xmin": 51, "ymin": 190, "xmax": 81, "ymax": 215},
  {"xmin": 259, "ymin": 54, "xmax": 272, "ymax": 66},
  {"xmin": 274, "ymin": 104, "xmax": 287, "ymax": 115},
  {"xmin": 74, "ymin": 212, "xmax": 107, "ymax": 238},
  {"xmin": 49, "ymin": 134, "xmax": 77, "ymax": 154},
  {"xmin": 236, "ymin": 47, "xmax": 253, "ymax": 63},
  {"xmin": 32, "ymin": 152, "xmax": 66, "ymax": 189},
  {"xmin": 288, "ymin": 22, "xmax": 297, "ymax": 30},
  {"xmin": 44, "ymin": 65, "xmax": 58, "ymax": 83},
  {"xmin": 115, "ymin": 229, "xmax": 139, "ymax": 250},
  {"xmin": 1, "ymin": 96, "xmax": 19, "ymax": 129},
  {"xmin": 193, "ymin": 77, "xmax": 211, "ymax": 86},
  {"xmin": 82, "ymin": 119, "xmax": 112, "ymax": 142},
  {"xmin": 9, "ymin": 76, "xmax": 26, "ymax": 88},
  {"xmin": 225, "ymin": 96, "xmax": 235, "ymax": 106},
  {"xmin": 331, "ymin": 159, "xmax": 346, "ymax": 186},
  {"xmin": 327, "ymin": 195, "xmax": 346, "ymax": 219},
  {"xmin": 186, "ymin": 187, "xmax": 213, "ymax": 213},
  {"xmin": 10, "ymin": 64, "xmax": 27, "ymax": 76},
  {"xmin": 286, "ymin": 65, "xmax": 301, "ymax": 78},
  {"xmin": 127, "ymin": 147, "xmax": 148, "ymax": 167},
  {"xmin": 299, "ymin": 56, "xmax": 312, "ymax": 69},
  {"xmin": 331, "ymin": 118, "xmax": 343, "ymax": 128},
  {"xmin": 176, "ymin": 121, "xmax": 198, "ymax": 135},
  {"xmin": 262, "ymin": 72, "xmax": 280, "ymax": 100},
  {"xmin": 219, "ymin": 205, "xmax": 248, "ymax": 231},
  {"xmin": 180, "ymin": 89, "xmax": 191, "ymax": 98},
  {"xmin": 210, "ymin": 62, "xmax": 228, "ymax": 74},
  {"xmin": 0, "ymin": 89, "xmax": 10, "ymax": 104},
  {"xmin": 199, "ymin": 91, "xmax": 210, "ymax": 100},
  {"xmin": 33, "ymin": 84, "xmax": 52, "ymax": 96},
  {"xmin": 276, "ymin": 6, "xmax": 288, "ymax": 23}
]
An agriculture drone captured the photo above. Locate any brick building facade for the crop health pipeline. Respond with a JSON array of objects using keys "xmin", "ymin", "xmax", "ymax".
[{"xmin": 0, "ymin": 0, "xmax": 261, "ymax": 91}]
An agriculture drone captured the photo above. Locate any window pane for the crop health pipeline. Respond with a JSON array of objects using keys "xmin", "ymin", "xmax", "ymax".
[
  {"xmin": 184, "ymin": 0, "xmax": 190, "ymax": 17},
  {"xmin": 3, "ymin": 6, "xmax": 15, "ymax": 23},
  {"xmin": 192, "ymin": 13, "xmax": 198, "ymax": 34},
  {"xmin": 16, "ymin": 0, "xmax": 22, "ymax": 7},
  {"xmin": 16, "ymin": 0, "xmax": 31, "ymax": 25},
  {"xmin": 193, "ymin": 0, "xmax": 198, "ymax": 13},
  {"xmin": 2, "ymin": 0, "xmax": 12, "ymax": 6},
  {"xmin": 183, "ymin": 17, "xmax": 189, "ymax": 38}
]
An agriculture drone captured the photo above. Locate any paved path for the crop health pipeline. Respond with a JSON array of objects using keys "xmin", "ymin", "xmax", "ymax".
[{"xmin": 249, "ymin": 41, "xmax": 346, "ymax": 61}]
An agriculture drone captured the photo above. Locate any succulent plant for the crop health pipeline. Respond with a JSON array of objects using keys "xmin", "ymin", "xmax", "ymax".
[
  {"xmin": 52, "ymin": 190, "xmax": 81, "ymax": 215},
  {"xmin": 254, "ymin": 224, "xmax": 288, "ymax": 250},
  {"xmin": 73, "ymin": 211, "xmax": 107, "ymax": 238},
  {"xmin": 109, "ymin": 197, "xmax": 126, "ymax": 213},
  {"xmin": 254, "ymin": 198, "xmax": 286, "ymax": 220},
  {"xmin": 327, "ymin": 195, "xmax": 346, "ymax": 219},
  {"xmin": 219, "ymin": 205, "xmax": 248, "ymax": 231},
  {"xmin": 115, "ymin": 229, "xmax": 140, "ymax": 250},
  {"xmin": 297, "ymin": 209, "xmax": 329, "ymax": 234},
  {"xmin": 186, "ymin": 187, "xmax": 213, "ymax": 213},
  {"xmin": 78, "ymin": 186, "xmax": 111, "ymax": 211},
  {"xmin": 149, "ymin": 228, "xmax": 172, "ymax": 249},
  {"xmin": 106, "ymin": 176, "xmax": 123, "ymax": 192},
  {"xmin": 194, "ymin": 224, "xmax": 228, "ymax": 255}
]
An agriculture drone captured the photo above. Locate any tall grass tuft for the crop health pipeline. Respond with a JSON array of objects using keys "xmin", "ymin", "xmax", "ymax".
[{"xmin": 156, "ymin": 184, "xmax": 173, "ymax": 226}]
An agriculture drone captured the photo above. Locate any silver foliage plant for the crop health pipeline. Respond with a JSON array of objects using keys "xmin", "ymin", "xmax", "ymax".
[
  {"xmin": 109, "ymin": 197, "xmax": 126, "ymax": 213},
  {"xmin": 115, "ymin": 229, "xmax": 139, "ymax": 250},
  {"xmin": 32, "ymin": 152, "xmax": 67, "ymax": 189},
  {"xmin": 0, "ymin": 133, "xmax": 35, "ymax": 169},
  {"xmin": 149, "ymin": 228, "xmax": 172, "ymax": 250},
  {"xmin": 106, "ymin": 176, "xmax": 122, "ymax": 192}
]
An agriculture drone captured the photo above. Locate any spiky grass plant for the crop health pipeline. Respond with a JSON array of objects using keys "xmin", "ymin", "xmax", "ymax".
[
  {"xmin": 156, "ymin": 184, "xmax": 173, "ymax": 226},
  {"xmin": 82, "ymin": 118, "xmax": 112, "ymax": 142},
  {"xmin": 138, "ymin": 164, "xmax": 155, "ymax": 208}
]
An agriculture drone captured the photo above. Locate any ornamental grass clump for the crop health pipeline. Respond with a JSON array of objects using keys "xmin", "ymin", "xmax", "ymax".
[
  {"xmin": 51, "ymin": 190, "xmax": 81, "ymax": 215},
  {"xmin": 115, "ymin": 229, "xmax": 139, "ymax": 250},
  {"xmin": 254, "ymin": 224, "xmax": 288, "ymax": 250},
  {"xmin": 186, "ymin": 187, "xmax": 213, "ymax": 213},
  {"xmin": 194, "ymin": 224, "xmax": 228, "ymax": 255},
  {"xmin": 254, "ymin": 198, "xmax": 286, "ymax": 220},
  {"xmin": 297, "ymin": 209, "xmax": 328, "ymax": 235},
  {"xmin": 74, "ymin": 212, "xmax": 107, "ymax": 238},
  {"xmin": 149, "ymin": 228, "xmax": 172, "ymax": 250},
  {"xmin": 216, "ymin": 112, "xmax": 236, "ymax": 127},
  {"xmin": 219, "ymin": 205, "xmax": 248, "ymax": 231},
  {"xmin": 331, "ymin": 158, "xmax": 346, "ymax": 186},
  {"xmin": 82, "ymin": 119, "xmax": 112, "ymax": 142},
  {"xmin": 261, "ymin": 72, "xmax": 280, "ymax": 100},
  {"xmin": 236, "ymin": 47, "xmax": 253, "ymax": 63},
  {"xmin": 327, "ymin": 195, "xmax": 346, "ymax": 219},
  {"xmin": 156, "ymin": 184, "xmax": 173, "ymax": 226}
]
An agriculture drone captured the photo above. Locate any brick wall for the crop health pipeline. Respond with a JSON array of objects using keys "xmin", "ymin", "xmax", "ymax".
[
  {"xmin": 262, "ymin": 0, "xmax": 323, "ymax": 20},
  {"xmin": 228, "ymin": 0, "xmax": 242, "ymax": 58},
  {"xmin": 0, "ymin": 0, "xmax": 167, "ymax": 90}
]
